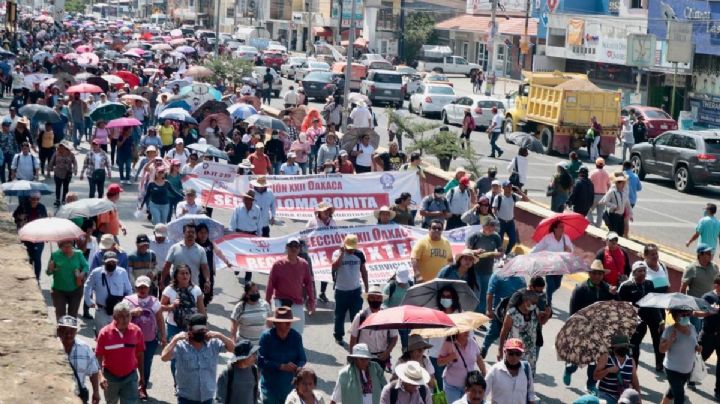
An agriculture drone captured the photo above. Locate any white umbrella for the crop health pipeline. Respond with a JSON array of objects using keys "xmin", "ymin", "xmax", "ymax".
[
  {"xmin": 101, "ymin": 74, "xmax": 125, "ymax": 85},
  {"xmin": 19, "ymin": 218, "xmax": 84, "ymax": 242}
]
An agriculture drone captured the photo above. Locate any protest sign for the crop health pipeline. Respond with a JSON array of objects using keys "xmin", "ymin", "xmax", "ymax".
[{"xmin": 191, "ymin": 161, "xmax": 237, "ymax": 182}]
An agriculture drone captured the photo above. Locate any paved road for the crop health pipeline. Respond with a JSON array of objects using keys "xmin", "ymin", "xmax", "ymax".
[{"xmin": 0, "ymin": 79, "xmax": 711, "ymax": 403}]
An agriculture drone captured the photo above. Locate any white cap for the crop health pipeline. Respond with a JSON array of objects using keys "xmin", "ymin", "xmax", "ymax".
[
  {"xmin": 135, "ymin": 276, "xmax": 152, "ymax": 288},
  {"xmin": 175, "ymin": 138, "xmax": 184, "ymax": 144},
  {"xmin": 491, "ymin": 180, "xmax": 502, "ymax": 186},
  {"xmin": 396, "ymin": 267, "xmax": 411, "ymax": 283}
]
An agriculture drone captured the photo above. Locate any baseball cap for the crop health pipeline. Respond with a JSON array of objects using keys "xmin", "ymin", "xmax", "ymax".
[
  {"xmin": 491, "ymin": 179, "xmax": 502, "ymax": 187},
  {"xmin": 286, "ymin": 237, "xmax": 301, "ymax": 246},
  {"xmin": 255, "ymin": 142, "xmax": 265, "ymax": 149},
  {"xmin": 136, "ymin": 234, "xmax": 150, "ymax": 245},
  {"xmin": 396, "ymin": 267, "xmax": 411, "ymax": 283},
  {"xmin": 107, "ymin": 183, "xmax": 124, "ymax": 195},
  {"xmin": 135, "ymin": 275, "xmax": 152, "ymax": 288},
  {"xmin": 433, "ymin": 186, "xmax": 445, "ymax": 194},
  {"xmin": 501, "ymin": 180, "xmax": 512, "ymax": 187},
  {"xmin": 503, "ymin": 338, "xmax": 525, "ymax": 352},
  {"xmin": 606, "ymin": 231, "xmax": 620, "ymax": 241},
  {"xmin": 103, "ymin": 251, "xmax": 119, "ymax": 262},
  {"xmin": 697, "ymin": 243, "xmax": 713, "ymax": 254},
  {"xmin": 57, "ymin": 315, "xmax": 79, "ymax": 329},
  {"xmin": 459, "ymin": 176, "xmax": 470, "ymax": 187},
  {"xmin": 175, "ymin": 138, "xmax": 184, "ymax": 144}
]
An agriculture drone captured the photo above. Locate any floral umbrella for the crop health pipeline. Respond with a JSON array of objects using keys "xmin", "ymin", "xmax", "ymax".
[
  {"xmin": 555, "ymin": 301, "xmax": 638, "ymax": 366},
  {"xmin": 497, "ymin": 251, "xmax": 590, "ymax": 277}
]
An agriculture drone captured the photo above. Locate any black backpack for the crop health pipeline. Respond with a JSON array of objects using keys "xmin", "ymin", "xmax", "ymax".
[
  {"xmin": 173, "ymin": 286, "xmax": 197, "ymax": 330},
  {"xmin": 390, "ymin": 380, "xmax": 426, "ymax": 404}
]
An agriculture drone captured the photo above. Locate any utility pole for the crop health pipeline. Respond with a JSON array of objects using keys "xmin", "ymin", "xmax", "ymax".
[
  {"xmin": 519, "ymin": 0, "xmax": 530, "ymax": 68},
  {"xmin": 214, "ymin": 0, "xmax": 220, "ymax": 54},
  {"xmin": 337, "ymin": 0, "xmax": 344, "ymax": 45},
  {"xmin": 341, "ymin": 0, "xmax": 357, "ymax": 131},
  {"xmin": 487, "ymin": 0, "xmax": 498, "ymax": 77},
  {"xmin": 306, "ymin": 0, "xmax": 314, "ymax": 55},
  {"xmin": 397, "ymin": 0, "xmax": 405, "ymax": 61}
]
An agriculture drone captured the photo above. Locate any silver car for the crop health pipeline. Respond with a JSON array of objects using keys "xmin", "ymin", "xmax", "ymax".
[
  {"xmin": 280, "ymin": 56, "xmax": 307, "ymax": 79},
  {"xmin": 233, "ymin": 46, "xmax": 258, "ymax": 61},
  {"xmin": 360, "ymin": 70, "xmax": 404, "ymax": 108}
]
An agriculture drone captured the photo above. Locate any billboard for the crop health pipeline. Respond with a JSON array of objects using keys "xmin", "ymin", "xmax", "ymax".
[{"xmin": 648, "ymin": 0, "xmax": 720, "ymax": 56}]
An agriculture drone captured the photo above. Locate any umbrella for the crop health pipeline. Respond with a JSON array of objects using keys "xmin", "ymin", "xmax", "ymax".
[
  {"xmin": 0, "ymin": 49, "xmax": 15, "ymax": 59},
  {"xmin": 176, "ymin": 45, "xmax": 196, "ymax": 54},
  {"xmin": 121, "ymin": 94, "xmax": 150, "ymax": 104},
  {"xmin": 238, "ymin": 96, "xmax": 261, "ymax": 110},
  {"xmin": 170, "ymin": 29, "xmax": 183, "ymax": 38},
  {"xmin": 115, "ymin": 58, "xmax": 135, "ymax": 66},
  {"xmin": 75, "ymin": 44, "xmax": 92, "ymax": 53},
  {"xmin": 101, "ymin": 74, "xmax": 125, "ymax": 86},
  {"xmin": 193, "ymin": 100, "xmax": 230, "ymax": 120},
  {"xmin": 1, "ymin": 180, "xmax": 52, "ymax": 196},
  {"xmin": 348, "ymin": 93, "xmax": 370, "ymax": 105},
  {"xmin": 199, "ymin": 113, "xmax": 233, "ymax": 138},
  {"xmin": 19, "ymin": 218, "xmax": 83, "ymax": 242},
  {"xmin": 32, "ymin": 51, "xmax": 52, "ymax": 62},
  {"xmin": 66, "ymin": 83, "xmax": 104, "ymax": 94},
  {"xmin": 56, "ymin": 198, "xmax": 115, "ymax": 219},
  {"xmin": 186, "ymin": 143, "xmax": 229, "ymax": 160},
  {"xmin": 167, "ymin": 214, "xmax": 226, "ymax": 241},
  {"xmin": 86, "ymin": 76, "xmax": 109, "ymax": 93},
  {"xmin": 24, "ymin": 73, "xmax": 53, "ymax": 88},
  {"xmin": 359, "ymin": 305, "xmax": 455, "ymax": 330},
  {"xmin": 75, "ymin": 72, "xmax": 95, "ymax": 81},
  {"xmin": 89, "ymin": 102, "xmax": 127, "ymax": 122},
  {"xmin": 106, "ymin": 117, "xmax": 142, "ymax": 128},
  {"xmin": 143, "ymin": 67, "xmax": 163, "ymax": 75},
  {"xmin": 39, "ymin": 77, "xmax": 58, "ymax": 91},
  {"xmin": 556, "ymin": 301, "xmax": 638, "ymax": 365},
  {"xmin": 244, "ymin": 114, "xmax": 288, "ymax": 132},
  {"xmin": 169, "ymin": 38, "xmax": 186, "ymax": 46},
  {"xmin": 412, "ymin": 312, "xmax": 490, "ymax": 339},
  {"xmin": 532, "ymin": 212, "xmax": 590, "ymax": 243},
  {"xmin": 497, "ymin": 251, "xmax": 590, "ymax": 277},
  {"xmin": 77, "ymin": 53, "xmax": 100, "ymax": 66},
  {"xmin": 18, "ymin": 105, "xmax": 61, "ymax": 123},
  {"xmin": 504, "ymin": 132, "xmax": 545, "ymax": 154},
  {"xmin": 165, "ymin": 100, "xmax": 192, "ymax": 111},
  {"xmin": 227, "ymin": 103, "xmax": 257, "ymax": 120},
  {"xmin": 151, "ymin": 43, "xmax": 172, "ymax": 51},
  {"xmin": 115, "ymin": 71, "xmax": 140, "ymax": 88},
  {"xmin": 159, "ymin": 108, "xmax": 198, "ymax": 124},
  {"xmin": 186, "ymin": 66, "xmax": 214, "ymax": 79},
  {"xmin": 401, "ymin": 279, "xmax": 480, "ymax": 312},
  {"xmin": 164, "ymin": 79, "xmax": 192, "ymax": 92},
  {"xmin": 179, "ymin": 83, "xmax": 222, "ymax": 102},
  {"xmin": 637, "ymin": 292, "xmax": 714, "ymax": 312}
]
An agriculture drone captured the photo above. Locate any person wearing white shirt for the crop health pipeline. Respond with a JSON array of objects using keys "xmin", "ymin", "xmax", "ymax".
[
  {"xmin": 229, "ymin": 193, "xmax": 263, "ymax": 236},
  {"xmin": 251, "ymin": 177, "xmax": 276, "ymax": 237},
  {"xmin": 485, "ymin": 339, "xmax": 535, "ymax": 404},
  {"xmin": 280, "ymin": 152, "xmax": 300, "ymax": 175},
  {"xmin": 11, "ymin": 142, "xmax": 39, "ymax": 181},
  {"xmin": 620, "ymin": 116, "xmax": 635, "ymax": 162},
  {"xmin": 351, "ymin": 134, "xmax": 375, "ymax": 173},
  {"xmin": 349, "ymin": 103, "xmax": 372, "ymax": 128},
  {"xmin": 446, "ymin": 177, "xmax": 474, "ymax": 230},
  {"xmin": 487, "ymin": 107, "xmax": 504, "ymax": 158},
  {"xmin": 149, "ymin": 224, "xmax": 172, "ymax": 274},
  {"xmin": 507, "ymin": 148, "xmax": 528, "ymax": 187},
  {"xmin": 283, "ymin": 86, "xmax": 299, "ymax": 109},
  {"xmin": 530, "ymin": 220, "xmax": 574, "ymax": 306},
  {"xmin": 175, "ymin": 189, "xmax": 202, "ymax": 218}
]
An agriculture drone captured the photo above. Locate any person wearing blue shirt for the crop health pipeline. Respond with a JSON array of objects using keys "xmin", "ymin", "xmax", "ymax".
[
  {"xmin": 83, "ymin": 252, "xmax": 133, "ymax": 335},
  {"xmin": 258, "ymin": 307, "xmax": 307, "ymax": 404},
  {"xmin": 622, "ymin": 161, "xmax": 642, "ymax": 207},
  {"xmin": 687, "ymin": 203, "xmax": 720, "ymax": 256},
  {"xmin": 479, "ymin": 272, "xmax": 526, "ymax": 359}
]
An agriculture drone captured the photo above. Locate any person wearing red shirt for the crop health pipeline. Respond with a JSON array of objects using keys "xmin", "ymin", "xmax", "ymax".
[
  {"xmin": 95, "ymin": 301, "xmax": 145, "ymax": 403},
  {"xmin": 336, "ymin": 150, "xmax": 355, "ymax": 174},
  {"xmin": 96, "ymin": 183, "xmax": 127, "ymax": 237},
  {"xmin": 248, "ymin": 142, "xmax": 272, "ymax": 175},
  {"xmin": 595, "ymin": 231, "xmax": 631, "ymax": 287}
]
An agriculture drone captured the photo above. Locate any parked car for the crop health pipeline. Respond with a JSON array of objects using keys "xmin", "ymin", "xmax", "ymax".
[
  {"xmin": 423, "ymin": 73, "xmax": 453, "ymax": 87},
  {"xmin": 622, "ymin": 105, "xmax": 678, "ymax": 139},
  {"xmin": 442, "ymin": 95, "xmax": 505, "ymax": 129},
  {"xmin": 630, "ymin": 130, "xmax": 720, "ymax": 192},
  {"xmin": 301, "ymin": 71, "xmax": 337, "ymax": 101},
  {"xmin": 367, "ymin": 60, "xmax": 394, "ymax": 70},
  {"xmin": 233, "ymin": 45, "xmax": 259, "ymax": 61},
  {"xmin": 409, "ymin": 84, "xmax": 457, "ymax": 117},
  {"xmin": 295, "ymin": 61, "xmax": 330, "ymax": 81},
  {"xmin": 359, "ymin": 53, "xmax": 387, "ymax": 66},
  {"xmin": 263, "ymin": 50, "xmax": 286, "ymax": 70},
  {"xmin": 251, "ymin": 66, "xmax": 282, "ymax": 98},
  {"xmin": 225, "ymin": 41, "xmax": 243, "ymax": 51},
  {"xmin": 280, "ymin": 56, "xmax": 307, "ymax": 78},
  {"xmin": 360, "ymin": 70, "xmax": 405, "ymax": 108},
  {"xmin": 416, "ymin": 55, "xmax": 481, "ymax": 77},
  {"xmin": 397, "ymin": 66, "xmax": 422, "ymax": 100}
]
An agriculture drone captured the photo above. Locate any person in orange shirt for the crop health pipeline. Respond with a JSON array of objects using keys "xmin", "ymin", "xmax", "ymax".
[
  {"xmin": 588, "ymin": 158, "xmax": 612, "ymax": 228},
  {"xmin": 96, "ymin": 183, "xmax": 127, "ymax": 237}
]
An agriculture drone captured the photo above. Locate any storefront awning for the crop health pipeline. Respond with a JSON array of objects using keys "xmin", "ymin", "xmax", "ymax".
[
  {"xmin": 435, "ymin": 14, "xmax": 537, "ymax": 36},
  {"xmin": 340, "ymin": 28, "xmax": 363, "ymax": 40},
  {"xmin": 312, "ymin": 26, "xmax": 333, "ymax": 37}
]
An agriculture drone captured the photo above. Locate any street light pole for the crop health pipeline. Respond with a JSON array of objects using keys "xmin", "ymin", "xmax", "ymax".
[
  {"xmin": 307, "ymin": 0, "xmax": 314, "ymax": 55},
  {"xmin": 214, "ymin": 0, "xmax": 220, "ymax": 54},
  {"xmin": 487, "ymin": 0, "xmax": 498, "ymax": 77},
  {"xmin": 341, "ymin": 0, "xmax": 357, "ymax": 132}
]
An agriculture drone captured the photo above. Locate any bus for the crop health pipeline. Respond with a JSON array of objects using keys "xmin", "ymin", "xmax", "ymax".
[{"xmin": 91, "ymin": 3, "xmax": 119, "ymax": 20}]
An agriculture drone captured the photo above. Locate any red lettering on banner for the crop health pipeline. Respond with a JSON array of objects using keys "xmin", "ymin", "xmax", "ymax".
[
  {"xmin": 307, "ymin": 181, "xmax": 343, "ymax": 191},
  {"xmin": 235, "ymin": 253, "xmax": 286, "ymax": 270},
  {"xmin": 276, "ymin": 194, "xmax": 389, "ymax": 210}
]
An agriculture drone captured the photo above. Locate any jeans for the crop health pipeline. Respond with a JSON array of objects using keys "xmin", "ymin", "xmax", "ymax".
[
  {"xmin": 88, "ymin": 170, "xmax": 106, "ymax": 198},
  {"xmin": 665, "ymin": 368, "xmax": 691, "ymax": 403},
  {"xmin": 477, "ymin": 273, "xmax": 492, "ymax": 313},
  {"xmin": 85, "ymin": 117, "xmax": 93, "ymax": 141},
  {"xmin": 597, "ymin": 390, "xmax": 619, "ymax": 404},
  {"xmin": 262, "ymin": 89, "xmax": 271, "ymax": 104},
  {"xmin": 590, "ymin": 136, "xmax": 601, "ymax": 161},
  {"xmin": 143, "ymin": 338, "xmax": 158, "ymax": 388},
  {"xmin": 72, "ymin": 120, "xmax": 84, "ymax": 147},
  {"xmin": 565, "ymin": 362, "xmax": 597, "ymax": 390},
  {"xmin": 103, "ymin": 369, "xmax": 139, "ymax": 404},
  {"xmin": 54, "ymin": 175, "xmax": 71, "ymax": 203},
  {"xmin": 622, "ymin": 142, "xmax": 634, "ymax": 162},
  {"xmin": 39, "ymin": 146, "xmax": 54, "ymax": 173},
  {"xmin": 399, "ymin": 329, "xmax": 410, "ymax": 351},
  {"xmin": 117, "ymin": 157, "xmax": 131, "ymax": 181},
  {"xmin": 50, "ymin": 287, "xmax": 83, "ymax": 321},
  {"xmin": 272, "ymin": 161, "xmax": 282, "ymax": 175},
  {"xmin": 430, "ymin": 357, "xmax": 445, "ymax": 390},
  {"xmin": 443, "ymin": 380, "xmax": 464, "ymax": 404},
  {"xmin": 489, "ymin": 131, "xmax": 502, "ymax": 156},
  {"xmin": 498, "ymin": 219, "xmax": 517, "ymax": 255},
  {"xmin": 23, "ymin": 241, "xmax": 44, "ymax": 281},
  {"xmin": 148, "ymin": 201, "xmax": 170, "ymax": 225},
  {"xmin": 298, "ymin": 162, "xmax": 308, "ymax": 174},
  {"xmin": 630, "ymin": 316, "xmax": 664, "ymax": 367},
  {"xmin": 333, "ymin": 288, "xmax": 363, "ymax": 341},
  {"xmin": 111, "ymin": 138, "xmax": 118, "ymax": 165},
  {"xmin": 481, "ymin": 317, "xmax": 502, "ymax": 352},
  {"xmin": 587, "ymin": 194, "xmax": 605, "ymax": 228},
  {"xmin": 167, "ymin": 322, "xmax": 181, "ymax": 382},
  {"xmin": 1, "ymin": 152, "xmax": 12, "ymax": 182},
  {"xmin": 546, "ymin": 274, "xmax": 563, "ymax": 307}
]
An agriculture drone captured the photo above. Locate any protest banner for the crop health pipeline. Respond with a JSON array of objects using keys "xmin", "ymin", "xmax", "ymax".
[
  {"xmin": 183, "ymin": 171, "xmax": 422, "ymax": 220},
  {"xmin": 215, "ymin": 224, "xmax": 481, "ymax": 284},
  {"xmin": 191, "ymin": 161, "xmax": 237, "ymax": 182}
]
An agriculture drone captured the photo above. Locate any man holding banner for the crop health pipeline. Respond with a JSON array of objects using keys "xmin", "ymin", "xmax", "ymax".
[{"xmin": 251, "ymin": 177, "xmax": 277, "ymax": 238}]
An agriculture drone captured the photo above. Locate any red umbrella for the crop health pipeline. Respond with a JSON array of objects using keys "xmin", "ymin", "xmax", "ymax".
[
  {"xmin": 106, "ymin": 117, "xmax": 142, "ymax": 128},
  {"xmin": 140, "ymin": 32, "xmax": 154, "ymax": 40},
  {"xmin": 532, "ymin": 212, "xmax": 589, "ymax": 243},
  {"xmin": 115, "ymin": 70, "xmax": 140, "ymax": 88},
  {"xmin": 359, "ymin": 306, "xmax": 455, "ymax": 330},
  {"xmin": 66, "ymin": 83, "xmax": 104, "ymax": 94}
]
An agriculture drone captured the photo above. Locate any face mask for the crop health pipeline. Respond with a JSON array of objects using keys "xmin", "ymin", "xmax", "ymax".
[
  {"xmin": 191, "ymin": 331, "xmax": 207, "ymax": 342},
  {"xmin": 368, "ymin": 300, "xmax": 382, "ymax": 309},
  {"xmin": 434, "ymin": 193, "xmax": 444, "ymax": 199},
  {"xmin": 104, "ymin": 264, "xmax": 116, "ymax": 272},
  {"xmin": 527, "ymin": 304, "xmax": 537, "ymax": 311},
  {"xmin": 249, "ymin": 293, "xmax": 261, "ymax": 302},
  {"xmin": 504, "ymin": 360, "xmax": 521, "ymax": 370},
  {"xmin": 440, "ymin": 298, "xmax": 453, "ymax": 309},
  {"xmin": 678, "ymin": 316, "xmax": 691, "ymax": 326},
  {"xmin": 272, "ymin": 135, "xmax": 279, "ymax": 139}
]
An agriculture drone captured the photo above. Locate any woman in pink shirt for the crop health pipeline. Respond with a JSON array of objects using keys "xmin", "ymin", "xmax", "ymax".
[
  {"xmin": 437, "ymin": 331, "xmax": 487, "ymax": 404},
  {"xmin": 290, "ymin": 133, "xmax": 311, "ymax": 174},
  {"xmin": 92, "ymin": 120, "xmax": 110, "ymax": 152}
]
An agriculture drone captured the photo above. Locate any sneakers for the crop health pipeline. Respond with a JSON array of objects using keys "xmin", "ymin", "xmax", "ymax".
[
  {"xmin": 319, "ymin": 293, "xmax": 329, "ymax": 303},
  {"xmin": 138, "ymin": 386, "xmax": 148, "ymax": 401},
  {"xmin": 562, "ymin": 370, "xmax": 572, "ymax": 386},
  {"xmin": 585, "ymin": 386, "xmax": 598, "ymax": 396},
  {"xmin": 53, "ymin": 200, "xmax": 61, "ymax": 207},
  {"xmin": 497, "ymin": 150, "xmax": 504, "ymax": 157}
]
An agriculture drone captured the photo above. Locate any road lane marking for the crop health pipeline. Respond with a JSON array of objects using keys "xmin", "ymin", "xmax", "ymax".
[{"xmin": 634, "ymin": 205, "xmax": 696, "ymax": 225}]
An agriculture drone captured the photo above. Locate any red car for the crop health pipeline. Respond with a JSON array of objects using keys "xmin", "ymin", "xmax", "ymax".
[
  {"xmin": 263, "ymin": 51, "xmax": 286, "ymax": 71},
  {"xmin": 622, "ymin": 105, "xmax": 678, "ymax": 139}
]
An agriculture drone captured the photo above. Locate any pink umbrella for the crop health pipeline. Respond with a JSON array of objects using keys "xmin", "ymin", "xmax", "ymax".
[
  {"xmin": 66, "ymin": 83, "xmax": 104, "ymax": 94},
  {"xmin": 63, "ymin": 53, "xmax": 80, "ymax": 60},
  {"xmin": 76, "ymin": 45, "xmax": 92, "ymax": 53},
  {"xmin": 19, "ymin": 218, "xmax": 83, "ymax": 242},
  {"xmin": 125, "ymin": 48, "xmax": 145, "ymax": 57},
  {"xmin": 107, "ymin": 117, "xmax": 142, "ymax": 128},
  {"xmin": 199, "ymin": 113, "xmax": 233, "ymax": 141}
]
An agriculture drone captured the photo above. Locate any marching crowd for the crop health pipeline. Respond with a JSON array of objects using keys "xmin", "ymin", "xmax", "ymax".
[{"xmin": 3, "ymin": 14, "xmax": 720, "ymax": 404}]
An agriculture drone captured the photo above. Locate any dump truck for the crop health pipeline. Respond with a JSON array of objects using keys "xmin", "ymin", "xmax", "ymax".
[{"xmin": 504, "ymin": 71, "xmax": 622, "ymax": 156}]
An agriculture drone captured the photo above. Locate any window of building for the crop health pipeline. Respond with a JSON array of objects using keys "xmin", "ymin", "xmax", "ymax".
[
  {"xmin": 462, "ymin": 42, "xmax": 469, "ymax": 59},
  {"xmin": 547, "ymin": 28, "xmax": 566, "ymax": 48},
  {"xmin": 475, "ymin": 42, "xmax": 488, "ymax": 69},
  {"xmin": 227, "ymin": 7, "xmax": 235, "ymax": 17},
  {"xmin": 377, "ymin": 1, "xmax": 396, "ymax": 30},
  {"xmin": 630, "ymin": 0, "xmax": 643, "ymax": 9}
]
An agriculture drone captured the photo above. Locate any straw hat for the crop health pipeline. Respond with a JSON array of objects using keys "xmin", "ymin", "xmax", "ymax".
[
  {"xmin": 343, "ymin": 234, "xmax": 358, "ymax": 250},
  {"xmin": 404, "ymin": 335, "xmax": 433, "ymax": 353},
  {"xmin": 348, "ymin": 343, "xmax": 373, "ymax": 359},
  {"xmin": 314, "ymin": 202, "xmax": 334, "ymax": 214},
  {"xmin": 455, "ymin": 248, "xmax": 479, "ymax": 264},
  {"xmin": 267, "ymin": 307, "xmax": 299, "ymax": 323},
  {"xmin": 395, "ymin": 361, "xmax": 431, "ymax": 386},
  {"xmin": 373, "ymin": 206, "xmax": 396, "ymax": 220},
  {"xmin": 238, "ymin": 159, "xmax": 254, "ymax": 169},
  {"xmin": 589, "ymin": 259, "xmax": 610, "ymax": 273},
  {"xmin": 250, "ymin": 176, "xmax": 269, "ymax": 188},
  {"xmin": 612, "ymin": 172, "xmax": 628, "ymax": 183}
]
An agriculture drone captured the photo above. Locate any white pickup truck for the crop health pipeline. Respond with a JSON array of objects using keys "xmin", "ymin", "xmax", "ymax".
[{"xmin": 416, "ymin": 56, "xmax": 481, "ymax": 77}]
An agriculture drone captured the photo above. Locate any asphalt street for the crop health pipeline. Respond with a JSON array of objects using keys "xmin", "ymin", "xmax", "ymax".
[{"xmin": 1, "ymin": 77, "xmax": 712, "ymax": 403}]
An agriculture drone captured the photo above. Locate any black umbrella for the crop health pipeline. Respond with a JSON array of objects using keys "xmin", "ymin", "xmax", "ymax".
[
  {"xmin": 86, "ymin": 76, "xmax": 109, "ymax": 93},
  {"xmin": 18, "ymin": 105, "xmax": 61, "ymax": 123},
  {"xmin": 192, "ymin": 100, "xmax": 229, "ymax": 121},
  {"xmin": 505, "ymin": 132, "xmax": 545, "ymax": 154}
]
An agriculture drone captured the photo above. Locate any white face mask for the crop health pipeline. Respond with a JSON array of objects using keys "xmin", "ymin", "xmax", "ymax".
[
  {"xmin": 527, "ymin": 304, "xmax": 537, "ymax": 311},
  {"xmin": 440, "ymin": 298, "xmax": 453, "ymax": 309}
]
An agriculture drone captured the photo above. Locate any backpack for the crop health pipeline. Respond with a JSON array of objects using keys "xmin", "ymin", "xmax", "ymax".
[
  {"xmin": 225, "ymin": 364, "xmax": 258, "ymax": 404},
  {"xmin": 389, "ymin": 380, "xmax": 426, "ymax": 404},
  {"xmin": 387, "ymin": 278, "xmax": 414, "ymax": 303},
  {"xmin": 173, "ymin": 286, "xmax": 197, "ymax": 330},
  {"xmin": 124, "ymin": 295, "xmax": 158, "ymax": 342},
  {"xmin": 494, "ymin": 296, "xmax": 512, "ymax": 321}
]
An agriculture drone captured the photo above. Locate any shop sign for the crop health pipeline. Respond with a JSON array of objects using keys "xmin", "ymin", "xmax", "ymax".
[
  {"xmin": 648, "ymin": 0, "xmax": 720, "ymax": 56},
  {"xmin": 689, "ymin": 95, "xmax": 720, "ymax": 126}
]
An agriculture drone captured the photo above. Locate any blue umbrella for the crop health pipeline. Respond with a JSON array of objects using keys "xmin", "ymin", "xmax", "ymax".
[
  {"xmin": 2, "ymin": 180, "xmax": 52, "ymax": 196},
  {"xmin": 227, "ymin": 103, "xmax": 257, "ymax": 120},
  {"xmin": 18, "ymin": 105, "xmax": 61, "ymax": 123},
  {"xmin": 164, "ymin": 100, "xmax": 192, "ymax": 111},
  {"xmin": 89, "ymin": 102, "xmax": 127, "ymax": 122},
  {"xmin": 159, "ymin": 107, "xmax": 198, "ymax": 124},
  {"xmin": 0, "ymin": 62, "xmax": 10, "ymax": 76},
  {"xmin": 179, "ymin": 83, "xmax": 222, "ymax": 101}
]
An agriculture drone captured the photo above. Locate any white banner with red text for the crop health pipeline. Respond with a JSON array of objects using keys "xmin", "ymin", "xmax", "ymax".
[
  {"xmin": 215, "ymin": 224, "xmax": 481, "ymax": 284},
  {"xmin": 182, "ymin": 171, "xmax": 422, "ymax": 221}
]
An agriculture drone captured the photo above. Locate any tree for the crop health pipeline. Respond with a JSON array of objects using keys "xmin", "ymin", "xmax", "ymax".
[
  {"xmin": 65, "ymin": 0, "xmax": 86, "ymax": 13},
  {"xmin": 202, "ymin": 56, "xmax": 254, "ymax": 86},
  {"xmin": 402, "ymin": 12, "xmax": 438, "ymax": 64}
]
